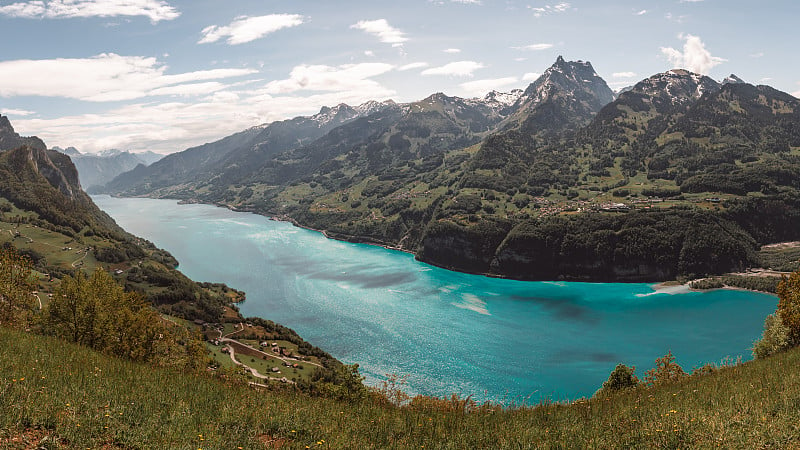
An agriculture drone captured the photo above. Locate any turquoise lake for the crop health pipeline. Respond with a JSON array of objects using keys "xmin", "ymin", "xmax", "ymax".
[{"xmin": 93, "ymin": 195, "xmax": 777, "ymax": 403}]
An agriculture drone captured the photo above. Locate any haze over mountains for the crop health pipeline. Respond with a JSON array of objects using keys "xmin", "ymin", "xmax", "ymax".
[
  {"xmin": 88, "ymin": 56, "xmax": 800, "ymax": 281},
  {"xmin": 49, "ymin": 147, "xmax": 163, "ymax": 191}
]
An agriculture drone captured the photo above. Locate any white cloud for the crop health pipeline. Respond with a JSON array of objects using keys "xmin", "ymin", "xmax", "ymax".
[
  {"xmin": 421, "ymin": 61, "xmax": 485, "ymax": 77},
  {"xmin": 660, "ymin": 34, "xmax": 726, "ymax": 75},
  {"xmin": 512, "ymin": 43, "xmax": 553, "ymax": 51},
  {"xmin": 199, "ymin": 14, "xmax": 304, "ymax": 45},
  {"xmin": 444, "ymin": 48, "xmax": 461, "ymax": 54},
  {"xmin": 528, "ymin": 2, "xmax": 571, "ymax": 18},
  {"xmin": 759, "ymin": 77, "xmax": 773, "ymax": 83},
  {"xmin": 0, "ymin": 0, "xmax": 179, "ymax": 23},
  {"xmin": 750, "ymin": 52, "xmax": 764, "ymax": 58},
  {"xmin": 351, "ymin": 19, "xmax": 408, "ymax": 45},
  {"xmin": 1, "ymin": 108, "xmax": 35, "ymax": 116},
  {"xmin": 398, "ymin": 62, "xmax": 429, "ymax": 71},
  {"xmin": 514, "ymin": 57, "xmax": 527, "ymax": 62},
  {"xmin": 12, "ymin": 81, "xmax": 399, "ymax": 154},
  {"xmin": 459, "ymin": 77, "xmax": 519, "ymax": 96},
  {"xmin": 679, "ymin": 0, "xmax": 704, "ymax": 2},
  {"xmin": 665, "ymin": 12, "xmax": 687, "ymax": 23},
  {"xmin": 364, "ymin": 50, "xmax": 375, "ymax": 57},
  {"xmin": 613, "ymin": 72, "xmax": 637, "ymax": 78},
  {"xmin": 0, "ymin": 53, "xmax": 256, "ymax": 102},
  {"xmin": 635, "ymin": 9, "xmax": 647, "ymax": 15},
  {"xmin": 262, "ymin": 63, "xmax": 395, "ymax": 95},
  {"xmin": 522, "ymin": 72, "xmax": 541, "ymax": 81}
]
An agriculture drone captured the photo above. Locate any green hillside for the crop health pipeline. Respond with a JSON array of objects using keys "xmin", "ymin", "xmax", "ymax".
[
  {"xmin": 100, "ymin": 62, "xmax": 800, "ymax": 283},
  {"xmin": 2, "ymin": 326, "xmax": 800, "ymax": 449}
]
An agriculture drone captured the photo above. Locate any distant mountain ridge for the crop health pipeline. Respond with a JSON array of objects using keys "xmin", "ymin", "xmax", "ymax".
[
  {"xmin": 50, "ymin": 147, "xmax": 164, "ymax": 190},
  {"xmin": 96, "ymin": 58, "xmax": 800, "ymax": 281}
]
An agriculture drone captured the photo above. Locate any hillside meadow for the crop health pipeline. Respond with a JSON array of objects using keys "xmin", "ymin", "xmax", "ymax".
[{"xmin": 2, "ymin": 327, "xmax": 800, "ymax": 449}]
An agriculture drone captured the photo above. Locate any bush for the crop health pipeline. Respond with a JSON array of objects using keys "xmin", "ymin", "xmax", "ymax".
[
  {"xmin": 598, "ymin": 364, "xmax": 639, "ymax": 394},
  {"xmin": 752, "ymin": 313, "xmax": 791, "ymax": 359},
  {"xmin": 644, "ymin": 351, "xmax": 686, "ymax": 386},
  {"xmin": 777, "ymin": 271, "xmax": 800, "ymax": 345}
]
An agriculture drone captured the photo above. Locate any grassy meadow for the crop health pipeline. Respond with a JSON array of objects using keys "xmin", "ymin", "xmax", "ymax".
[{"xmin": 2, "ymin": 327, "xmax": 800, "ymax": 449}]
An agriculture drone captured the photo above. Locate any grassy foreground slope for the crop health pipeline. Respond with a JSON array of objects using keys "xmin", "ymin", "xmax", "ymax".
[{"xmin": 2, "ymin": 328, "xmax": 799, "ymax": 449}]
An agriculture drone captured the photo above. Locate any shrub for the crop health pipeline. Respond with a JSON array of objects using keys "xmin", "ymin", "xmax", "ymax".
[
  {"xmin": 644, "ymin": 351, "xmax": 686, "ymax": 386},
  {"xmin": 777, "ymin": 271, "xmax": 800, "ymax": 345},
  {"xmin": 0, "ymin": 246, "xmax": 35, "ymax": 328},
  {"xmin": 598, "ymin": 364, "xmax": 639, "ymax": 394},
  {"xmin": 752, "ymin": 313, "xmax": 791, "ymax": 359}
]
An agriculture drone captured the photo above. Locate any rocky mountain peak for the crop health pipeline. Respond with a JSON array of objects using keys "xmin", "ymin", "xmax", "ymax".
[
  {"xmin": 0, "ymin": 114, "xmax": 46, "ymax": 152},
  {"xmin": 52, "ymin": 146, "xmax": 82, "ymax": 157},
  {"xmin": 627, "ymin": 69, "xmax": 721, "ymax": 108},
  {"xmin": 723, "ymin": 74, "xmax": 745, "ymax": 85},
  {"xmin": 521, "ymin": 57, "xmax": 614, "ymax": 108}
]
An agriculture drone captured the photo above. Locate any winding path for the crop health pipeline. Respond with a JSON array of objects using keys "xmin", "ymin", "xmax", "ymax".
[{"xmin": 225, "ymin": 344, "xmax": 295, "ymax": 384}]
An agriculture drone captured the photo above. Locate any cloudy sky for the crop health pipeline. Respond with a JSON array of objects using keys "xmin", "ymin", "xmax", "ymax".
[{"xmin": 0, "ymin": 0, "xmax": 798, "ymax": 154}]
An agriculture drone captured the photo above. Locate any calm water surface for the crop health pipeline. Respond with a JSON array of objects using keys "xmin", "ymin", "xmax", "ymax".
[{"xmin": 94, "ymin": 195, "xmax": 776, "ymax": 403}]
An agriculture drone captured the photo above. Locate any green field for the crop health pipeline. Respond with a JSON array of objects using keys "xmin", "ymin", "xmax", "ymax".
[{"xmin": 2, "ymin": 327, "xmax": 800, "ymax": 449}]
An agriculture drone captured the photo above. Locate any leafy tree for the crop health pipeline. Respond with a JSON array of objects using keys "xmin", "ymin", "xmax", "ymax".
[
  {"xmin": 644, "ymin": 351, "xmax": 686, "ymax": 386},
  {"xmin": 752, "ymin": 313, "xmax": 791, "ymax": 359},
  {"xmin": 44, "ymin": 269, "xmax": 206, "ymax": 369},
  {"xmin": 0, "ymin": 246, "xmax": 35, "ymax": 328},
  {"xmin": 600, "ymin": 364, "xmax": 639, "ymax": 393},
  {"xmin": 595, "ymin": 364, "xmax": 639, "ymax": 397},
  {"xmin": 777, "ymin": 271, "xmax": 800, "ymax": 345}
]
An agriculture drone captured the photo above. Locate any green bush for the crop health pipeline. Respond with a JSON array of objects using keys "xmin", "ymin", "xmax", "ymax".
[
  {"xmin": 644, "ymin": 351, "xmax": 686, "ymax": 386},
  {"xmin": 752, "ymin": 313, "xmax": 791, "ymax": 359},
  {"xmin": 597, "ymin": 364, "xmax": 639, "ymax": 395}
]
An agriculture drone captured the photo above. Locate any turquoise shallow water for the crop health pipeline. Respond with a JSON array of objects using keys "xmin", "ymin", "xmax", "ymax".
[{"xmin": 93, "ymin": 195, "xmax": 777, "ymax": 403}]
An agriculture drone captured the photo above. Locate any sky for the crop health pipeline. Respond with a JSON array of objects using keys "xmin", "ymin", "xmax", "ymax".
[{"xmin": 0, "ymin": 0, "xmax": 798, "ymax": 155}]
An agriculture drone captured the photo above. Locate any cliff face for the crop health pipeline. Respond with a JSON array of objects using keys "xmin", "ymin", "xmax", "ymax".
[
  {"xmin": 415, "ymin": 210, "xmax": 758, "ymax": 282},
  {"xmin": 0, "ymin": 115, "xmax": 46, "ymax": 152},
  {"xmin": 5, "ymin": 145, "xmax": 81, "ymax": 199}
]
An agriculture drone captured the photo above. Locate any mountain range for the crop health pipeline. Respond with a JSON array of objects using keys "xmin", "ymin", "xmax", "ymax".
[
  {"xmin": 50, "ymin": 146, "xmax": 163, "ymax": 190},
  {"xmin": 97, "ymin": 56, "xmax": 800, "ymax": 281}
]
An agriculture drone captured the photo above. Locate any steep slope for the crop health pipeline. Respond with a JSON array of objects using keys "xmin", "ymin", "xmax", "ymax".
[
  {"xmin": 0, "ymin": 115, "xmax": 46, "ymax": 151},
  {"xmin": 417, "ymin": 75, "xmax": 800, "ymax": 280},
  {"xmin": 0, "ymin": 146, "xmax": 127, "ymax": 238},
  {"xmin": 502, "ymin": 56, "xmax": 615, "ymax": 135},
  {"xmin": 460, "ymin": 57, "xmax": 615, "ymax": 193},
  {"xmin": 102, "ymin": 102, "xmax": 394, "ymax": 196},
  {"xmin": 64, "ymin": 149, "xmax": 151, "ymax": 190},
  {"xmin": 97, "ymin": 63, "xmax": 800, "ymax": 282},
  {"xmin": 102, "ymin": 125, "xmax": 267, "ymax": 196}
]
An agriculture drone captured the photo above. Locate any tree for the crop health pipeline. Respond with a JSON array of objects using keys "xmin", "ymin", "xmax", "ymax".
[
  {"xmin": 752, "ymin": 313, "xmax": 791, "ymax": 359},
  {"xmin": 0, "ymin": 246, "xmax": 36, "ymax": 328},
  {"xmin": 598, "ymin": 364, "xmax": 639, "ymax": 394},
  {"xmin": 644, "ymin": 351, "xmax": 686, "ymax": 386},
  {"xmin": 776, "ymin": 271, "xmax": 800, "ymax": 345},
  {"xmin": 43, "ymin": 268, "xmax": 206, "ymax": 369}
]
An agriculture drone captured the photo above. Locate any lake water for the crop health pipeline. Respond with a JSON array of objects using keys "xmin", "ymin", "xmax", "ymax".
[{"xmin": 93, "ymin": 195, "xmax": 777, "ymax": 403}]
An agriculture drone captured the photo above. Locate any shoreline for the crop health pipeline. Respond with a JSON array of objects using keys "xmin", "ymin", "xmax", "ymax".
[{"xmin": 113, "ymin": 194, "xmax": 785, "ymax": 293}]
